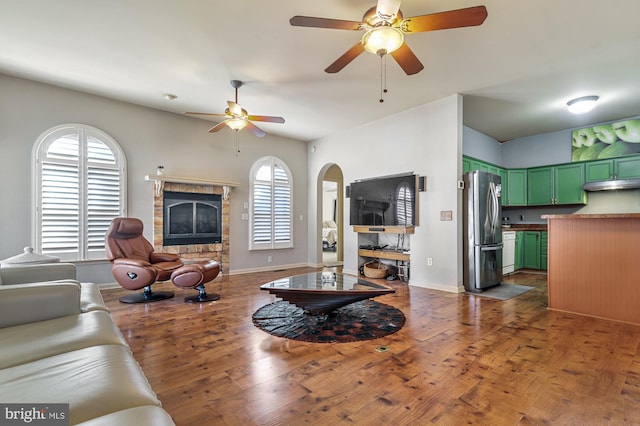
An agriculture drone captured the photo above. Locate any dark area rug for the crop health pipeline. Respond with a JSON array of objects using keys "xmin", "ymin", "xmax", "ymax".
[{"xmin": 252, "ymin": 300, "xmax": 405, "ymax": 343}]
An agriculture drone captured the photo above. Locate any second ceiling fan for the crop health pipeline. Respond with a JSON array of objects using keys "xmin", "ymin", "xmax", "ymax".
[
  {"xmin": 290, "ymin": 0, "xmax": 488, "ymax": 75},
  {"xmin": 185, "ymin": 80, "xmax": 285, "ymax": 138}
]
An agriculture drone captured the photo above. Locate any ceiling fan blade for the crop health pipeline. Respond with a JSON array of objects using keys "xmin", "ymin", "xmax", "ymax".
[
  {"xmin": 247, "ymin": 115, "xmax": 285, "ymax": 124},
  {"xmin": 390, "ymin": 43, "xmax": 424, "ymax": 75},
  {"xmin": 246, "ymin": 121, "xmax": 267, "ymax": 138},
  {"xmin": 290, "ymin": 16, "xmax": 363, "ymax": 30},
  {"xmin": 208, "ymin": 121, "xmax": 229, "ymax": 133},
  {"xmin": 227, "ymin": 101, "xmax": 244, "ymax": 116},
  {"xmin": 401, "ymin": 5, "xmax": 488, "ymax": 33},
  {"xmin": 184, "ymin": 112, "xmax": 227, "ymax": 117},
  {"xmin": 376, "ymin": 0, "xmax": 401, "ymax": 20},
  {"xmin": 325, "ymin": 42, "xmax": 366, "ymax": 73}
]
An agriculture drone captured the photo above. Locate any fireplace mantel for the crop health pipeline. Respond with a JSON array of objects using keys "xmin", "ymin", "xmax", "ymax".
[{"xmin": 145, "ymin": 174, "xmax": 240, "ymax": 199}]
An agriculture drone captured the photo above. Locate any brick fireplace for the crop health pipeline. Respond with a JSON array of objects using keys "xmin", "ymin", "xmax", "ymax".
[{"xmin": 150, "ymin": 176, "xmax": 237, "ymax": 275}]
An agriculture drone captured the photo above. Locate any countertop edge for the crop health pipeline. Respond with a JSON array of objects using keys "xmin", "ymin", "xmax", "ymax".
[{"xmin": 542, "ymin": 213, "xmax": 640, "ymax": 219}]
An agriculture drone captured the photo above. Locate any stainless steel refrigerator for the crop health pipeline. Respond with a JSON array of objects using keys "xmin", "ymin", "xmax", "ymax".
[{"xmin": 463, "ymin": 170, "xmax": 503, "ymax": 292}]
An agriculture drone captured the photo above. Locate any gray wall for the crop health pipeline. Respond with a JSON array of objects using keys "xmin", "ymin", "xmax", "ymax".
[
  {"xmin": 0, "ymin": 74, "xmax": 308, "ymax": 282},
  {"xmin": 463, "ymin": 122, "xmax": 640, "ymax": 223}
]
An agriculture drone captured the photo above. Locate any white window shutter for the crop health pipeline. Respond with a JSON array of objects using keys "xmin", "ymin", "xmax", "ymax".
[
  {"xmin": 250, "ymin": 157, "xmax": 292, "ymax": 250},
  {"xmin": 35, "ymin": 125, "xmax": 126, "ymax": 261}
]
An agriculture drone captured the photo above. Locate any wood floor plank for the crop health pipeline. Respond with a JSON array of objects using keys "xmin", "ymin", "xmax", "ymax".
[{"xmin": 101, "ymin": 268, "xmax": 640, "ymax": 425}]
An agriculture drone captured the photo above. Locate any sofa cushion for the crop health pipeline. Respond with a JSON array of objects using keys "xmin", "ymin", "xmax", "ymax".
[
  {"xmin": 0, "ymin": 310, "xmax": 129, "ymax": 369},
  {"xmin": 74, "ymin": 406, "xmax": 175, "ymax": 426},
  {"xmin": 0, "ymin": 345, "xmax": 161, "ymax": 425},
  {"xmin": 0, "ymin": 281, "xmax": 81, "ymax": 328},
  {"xmin": 80, "ymin": 282, "xmax": 109, "ymax": 312},
  {"xmin": 0, "ymin": 263, "xmax": 77, "ymax": 285}
]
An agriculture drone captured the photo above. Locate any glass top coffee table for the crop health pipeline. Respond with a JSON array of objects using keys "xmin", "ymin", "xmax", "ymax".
[{"xmin": 260, "ymin": 271, "xmax": 395, "ymax": 314}]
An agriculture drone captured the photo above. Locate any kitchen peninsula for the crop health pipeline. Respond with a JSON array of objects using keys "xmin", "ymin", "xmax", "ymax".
[{"xmin": 542, "ymin": 213, "xmax": 640, "ymax": 325}]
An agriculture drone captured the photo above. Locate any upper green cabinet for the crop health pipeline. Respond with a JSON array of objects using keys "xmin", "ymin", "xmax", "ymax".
[
  {"xmin": 527, "ymin": 163, "xmax": 587, "ymax": 205},
  {"xmin": 462, "ymin": 157, "xmax": 508, "ymax": 206},
  {"xmin": 585, "ymin": 155, "xmax": 640, "ymax": 182},
  {"xmin": 527, "ymin": 167, "xmax": 553, "ymax": 205},
  {"xmin": 506, "ymin": 169, "xmax": 527, "ymax": 206}
]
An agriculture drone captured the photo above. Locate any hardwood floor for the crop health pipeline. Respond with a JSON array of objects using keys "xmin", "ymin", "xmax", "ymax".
[{"xmin": 102, "ymin": 269, "xmax": 640, "ymax": 425}]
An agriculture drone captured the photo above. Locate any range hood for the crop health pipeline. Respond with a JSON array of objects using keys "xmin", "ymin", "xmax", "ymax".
[{"xmin": 583, "ymin": 178, "xmax": 640, "ymax": 191}]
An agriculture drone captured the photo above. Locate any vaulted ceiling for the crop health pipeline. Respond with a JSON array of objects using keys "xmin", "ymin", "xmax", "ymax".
[{"xmin": 1, "ymin": 0, "xmax": 639, "ymax": 142}]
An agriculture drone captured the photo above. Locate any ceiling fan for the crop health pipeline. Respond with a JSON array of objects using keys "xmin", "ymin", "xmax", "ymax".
[
  {"xmin": 184, "ymin": 80, "xmax": 285, "ymax": 138},
  {"xmin": 290, "ymin": 0, "xmax": 488, "ymax": 75}
]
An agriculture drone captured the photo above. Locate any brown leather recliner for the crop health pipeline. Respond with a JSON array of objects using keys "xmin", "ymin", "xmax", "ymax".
[{"xmin": 105, "ymin": 217, "xmax": 182, "ymax": 303}]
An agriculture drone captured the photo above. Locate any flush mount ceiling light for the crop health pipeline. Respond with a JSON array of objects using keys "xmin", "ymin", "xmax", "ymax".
[{"xmin": 567, "ymin": 95, "xmax": 599, "ymax": 114}]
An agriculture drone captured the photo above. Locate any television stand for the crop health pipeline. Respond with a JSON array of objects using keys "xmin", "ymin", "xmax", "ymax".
[{"xmin": 354, "ymin": 226, "xmax": 413, "ymax": 283}]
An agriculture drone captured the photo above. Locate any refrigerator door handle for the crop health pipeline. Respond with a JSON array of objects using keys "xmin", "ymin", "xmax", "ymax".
[{"xmin": 480, "ymin": 244, "xmax": 503, "ymax": 251}]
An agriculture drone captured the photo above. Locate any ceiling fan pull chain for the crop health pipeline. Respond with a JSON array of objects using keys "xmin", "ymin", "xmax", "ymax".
[
  {"xmin": 379, "ymin": 54, "xmax": 385, "ymax": 103},
  {"xmin": 235, "ymin": 129, "xmax": 240, "ymax": 156}
]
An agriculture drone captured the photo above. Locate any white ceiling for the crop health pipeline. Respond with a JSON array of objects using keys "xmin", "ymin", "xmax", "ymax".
[{"xmin": 1, "ymin": 0, "xmax": 639, "ymax": 143}]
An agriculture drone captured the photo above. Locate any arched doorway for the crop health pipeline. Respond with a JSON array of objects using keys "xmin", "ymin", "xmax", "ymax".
[{"xmin": 320, "ymin": 164, "xmax": 343, "ymax": 266}]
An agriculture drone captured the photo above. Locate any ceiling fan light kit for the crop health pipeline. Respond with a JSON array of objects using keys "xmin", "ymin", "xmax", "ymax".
[
  {"xmin": 362, "ymin": 26, "xmax": 404, "ymax": 55},
  {"xmin": 567, "ymin": 95, "xmax": 599, "ymax": 114}
]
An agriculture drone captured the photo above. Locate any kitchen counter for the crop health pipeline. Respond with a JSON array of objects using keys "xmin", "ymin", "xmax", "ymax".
[
  {"xmin": 542, "ymin": 213, "xmax": 640, "ymax": 220},
  {"xmin": 543, "ymin": 213, "xmax": 640, "ymax": 325},
  {"xmin": 502, "ymin": 224, "xmax": 547, "ymax": 231}
]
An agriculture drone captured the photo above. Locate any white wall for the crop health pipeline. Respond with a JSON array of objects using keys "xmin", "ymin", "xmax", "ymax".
[
  {"xmin": 308, "ymin": 95, "xmax": 464, "ymax": 292},
  {"xmin": 0, "ymin": 74, "xmax": 308, "ymax": 282}
]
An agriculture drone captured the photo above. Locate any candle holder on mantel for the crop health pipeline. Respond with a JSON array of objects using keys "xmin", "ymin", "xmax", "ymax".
[{"xmin": 154, "ymin": 166, "xmax": 165, "ymax": 196}]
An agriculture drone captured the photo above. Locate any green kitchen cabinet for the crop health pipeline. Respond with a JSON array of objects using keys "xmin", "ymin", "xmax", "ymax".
[
  {"xmin": 462, "ymin": 157, "xmax": 471, "ymax": 174},
  {"xmin": 585, "ymin": 154, "xmax": 640, "ymax": 182},
  {"xmin": 527, "ymin": 164, "xmax": 586, "ymax": 205},
  {"xmin": 555, "ymin": 164, "xmax": 587, "ymax": 204},
  {"xmin": 523, "ymin": 231, "xmax": 540, "ymax": 269},
  {"xmin": 498, "ymin": 167, "xmax": 508, "ymax": 207},
  {"xmin": 514, "ymin": 231, "xmax": 524, "ymax": 270},
  {"xmin": 506, "ymin": 169, "xmax": 527, "ymax": 206},
  {"xmin": 463, "ymin": 156, "xmax": 508, "ymax": 206},
  {"xmin": 527, "ymin": 167, "xmax": 553, "ymax": 205}
]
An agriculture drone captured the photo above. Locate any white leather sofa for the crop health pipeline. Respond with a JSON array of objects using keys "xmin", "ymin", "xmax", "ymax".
[{"xmin": 0, "ymin": 263, "xmax": 175, "ymax": 425}]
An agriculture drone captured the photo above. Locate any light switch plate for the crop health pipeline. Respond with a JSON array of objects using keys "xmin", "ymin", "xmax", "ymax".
[{"xmin": 440, "ymin": 210, "xmax": 453, "ymax": 221}]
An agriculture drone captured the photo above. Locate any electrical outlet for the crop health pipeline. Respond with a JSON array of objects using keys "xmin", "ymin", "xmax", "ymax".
[
  {"xmin": 427, "ymin": 257, "xmax": 433, "ymax": 266},
  {"xmin": 267, "ymin": 256, "xmax": 273, "ymax": 263}
]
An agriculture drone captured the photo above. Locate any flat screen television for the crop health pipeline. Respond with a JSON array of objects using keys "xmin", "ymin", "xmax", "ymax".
[{"xmin": 349, "ymin": 173, "xmax": 418, "ymax": 226}]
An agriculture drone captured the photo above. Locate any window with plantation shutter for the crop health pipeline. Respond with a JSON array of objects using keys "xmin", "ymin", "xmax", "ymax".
[
  {"xmin": 250, "ymin": 157, "xmax": 292, "ymax": 250},
  {"xmin": 34, "ymin": 124, "xmax": 127, "ymax": 261}
]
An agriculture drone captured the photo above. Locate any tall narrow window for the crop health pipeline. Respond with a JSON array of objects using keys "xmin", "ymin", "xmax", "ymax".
[
  {"xmin": 34, "ymin": 124, "xmax": 126, "ymax": 260},
  {"xmin": 250, "ymin": 157, "xmax": 292, "ymax": 250}
]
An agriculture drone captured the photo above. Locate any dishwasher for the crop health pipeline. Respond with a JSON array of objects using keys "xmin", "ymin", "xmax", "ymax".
[{"xmin": 502, "ymin": 231, "xmax": 516, "ymax": 275}]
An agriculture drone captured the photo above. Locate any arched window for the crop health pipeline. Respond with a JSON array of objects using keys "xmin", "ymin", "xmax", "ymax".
[
  {"xmin": 250, "ymin": 157, "xmax": 292, "ymax": 250},
  {"xmin": 395, "ymin": 182, "xmax": 414, "ymax": 226},
  {"xmin": 33, "ymin": 124, "xmax": 127, "ymax": 260}
]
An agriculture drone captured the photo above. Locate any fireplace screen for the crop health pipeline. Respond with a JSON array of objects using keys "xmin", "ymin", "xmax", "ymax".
[{"xmin": 163, "ymin": 191, "xmax": 222, "ymax": 246}]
